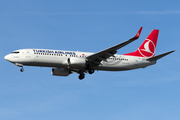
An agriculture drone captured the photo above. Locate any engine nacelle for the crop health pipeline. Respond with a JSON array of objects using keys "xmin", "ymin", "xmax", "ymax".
[
  {"xmin": 67, "ymin": 57, "xmax": 86, "ymax": 68},
  {"xmin": 51, "ymin": 68, "xmax": 70, "ymax": 76}
]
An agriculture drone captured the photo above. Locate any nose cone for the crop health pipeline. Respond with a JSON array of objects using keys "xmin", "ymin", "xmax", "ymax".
[{"xmin": 4, "ymin": 54, "xmax": 11, "ymax": 62}]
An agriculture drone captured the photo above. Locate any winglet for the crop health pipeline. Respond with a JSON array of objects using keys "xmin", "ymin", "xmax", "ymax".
[{"xmin": 133, "ymin": 27, "xmax": 143, "ymax": 40}]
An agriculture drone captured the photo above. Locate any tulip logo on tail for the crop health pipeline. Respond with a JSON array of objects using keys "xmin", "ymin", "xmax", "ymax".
[
  {"xmin": 123, "ymin": 29, "xmax": 158, "ymax": 57},
  {"xmin": 138, "ymin": 39, "xmax": 156, "ymax": 57}
]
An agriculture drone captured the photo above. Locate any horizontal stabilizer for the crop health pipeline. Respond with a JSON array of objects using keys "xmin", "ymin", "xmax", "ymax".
[{"xmin": 147, "ymin": 50, "xmax": 175, "ymax": 61}]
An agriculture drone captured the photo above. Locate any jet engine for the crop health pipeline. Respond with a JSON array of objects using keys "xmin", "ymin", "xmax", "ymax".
[
  {"xmin": 67, "ymin": 57, "xmax": 86, "ymax": 68},
  {"xmin": 51, "ymin": 68, "xmax": 70, "ymax": 76}
]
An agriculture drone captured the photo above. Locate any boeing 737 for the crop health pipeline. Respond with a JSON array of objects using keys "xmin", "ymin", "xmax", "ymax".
[{"xmin": 4, "ymin": 27, "xmax": 174, "ymax": 80}]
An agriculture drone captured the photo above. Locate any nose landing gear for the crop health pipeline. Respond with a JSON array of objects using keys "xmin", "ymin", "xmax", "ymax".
[
  {"xmin": 14, "ymin": 63, "xmax": 24, "ymax": 72},
  {"xmin": 20, "ymin": 67, "xmax": 24, "ymax": 72}
]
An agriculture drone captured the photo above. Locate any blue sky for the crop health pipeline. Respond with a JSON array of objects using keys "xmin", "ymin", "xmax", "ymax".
[{"xmin": 0, "ymin": 0, "xmax": 180, "ymax": 120}]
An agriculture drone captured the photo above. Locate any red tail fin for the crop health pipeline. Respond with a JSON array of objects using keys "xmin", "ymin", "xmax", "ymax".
[{"xmin": 124, "ymin": 29, "xmax": 159, "ymax": 57}]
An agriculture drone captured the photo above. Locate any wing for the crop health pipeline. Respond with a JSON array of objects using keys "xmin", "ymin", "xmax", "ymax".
[{"xmin": 86, "ymin": 27, "xmax": 143, "ymax": 66}]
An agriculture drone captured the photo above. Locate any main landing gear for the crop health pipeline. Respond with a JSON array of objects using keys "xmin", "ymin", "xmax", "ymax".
[
  {"xmin": 88, "ymin": 68, "xmax": 95, "ymax": 74},
  {"xmin": 79, "ymin": 74, "xmax": 85, "ymax": 80},
  {"xmin": 78, "ymin": 68, "xmax": 95, "ymax": 80}
]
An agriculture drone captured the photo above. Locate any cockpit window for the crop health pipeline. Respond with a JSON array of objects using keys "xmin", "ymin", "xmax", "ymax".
[{"xmin": 12, "ymin": 51, "xmax": 20, "ymax": 54}]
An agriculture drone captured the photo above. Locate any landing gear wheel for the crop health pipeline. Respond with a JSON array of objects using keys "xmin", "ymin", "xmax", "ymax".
[
  {"xmin": 79, "ymin": 74, "xmax": 85, "ymax": 80},
  {"xmin": 20, "ymin": 68, "xmax": 24, "ymax": 72},
  {"xmin": 88, "ymin": 69, "xmax": 94, "ymax": 74}
]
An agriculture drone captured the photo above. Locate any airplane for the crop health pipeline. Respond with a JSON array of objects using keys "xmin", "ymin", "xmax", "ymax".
[{"xmin": 4, "ymin": 27, "xmax": 174, "ymax": 80}]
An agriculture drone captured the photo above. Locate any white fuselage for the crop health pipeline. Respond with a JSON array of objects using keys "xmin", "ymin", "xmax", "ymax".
[{"xmin": 4, "ymin": 49, "xmax": 156, "ymax": 71}]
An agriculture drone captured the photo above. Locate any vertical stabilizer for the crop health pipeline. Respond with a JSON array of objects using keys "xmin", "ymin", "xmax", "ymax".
[{"xmin": 124, "ymin": 29, "xmax": 159, "ymax": 57}]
